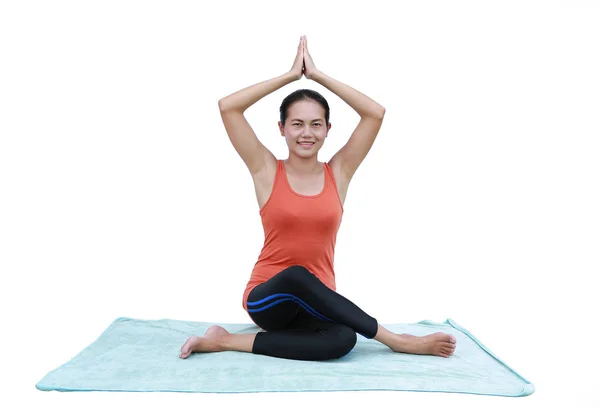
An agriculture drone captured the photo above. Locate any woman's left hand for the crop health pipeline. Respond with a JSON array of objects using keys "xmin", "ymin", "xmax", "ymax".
[{"xmin": 302, "ymin": 35, "xmax": 319, "ymax": 80}]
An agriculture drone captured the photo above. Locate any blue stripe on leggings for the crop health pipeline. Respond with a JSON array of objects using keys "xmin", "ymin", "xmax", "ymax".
[
  {"xmin": 247, "ymin": 293, "xmax": 293, "ymax": 306},
  {"xmin": 248, "ymin": 293, "xmax": 372, "ymax": 339},
  {"xmin": 246, "ymin": 296, "xmax": 294, "ymax": 313},
  {"xmin": 247, "ymin": 293, "xmax": 335, "ymax": 323}
]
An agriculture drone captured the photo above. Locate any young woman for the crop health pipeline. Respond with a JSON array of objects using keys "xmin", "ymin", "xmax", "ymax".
[{"xmin": 180, "ymin": 36, "xmax": 456, "ymax": 361}]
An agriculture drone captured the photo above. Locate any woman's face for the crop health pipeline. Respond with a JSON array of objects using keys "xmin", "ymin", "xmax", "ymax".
[{"xmin": 279, "ymin": 100, "xmax": 330, "ymax": 156}]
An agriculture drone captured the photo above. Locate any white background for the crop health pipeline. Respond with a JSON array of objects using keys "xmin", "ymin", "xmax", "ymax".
[{"xmin": 1, "ymin": 0, "xmax": 599, "ymax": 407}]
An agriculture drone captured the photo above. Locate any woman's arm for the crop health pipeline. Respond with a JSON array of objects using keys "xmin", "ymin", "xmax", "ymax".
[
  {"xmin": 300, "ymin": 36, "xmax": 385, "ymax": 180},
  {"xmin": 301, "ymin": 37, "xmax": 384, "ymax": 118},
  {"xmin": 218, "ymin": 37, "xmax": 305, "ymax": 175},
  {"xmin": 313, "ymin": 69, "xmax": 385, "ymax": 181},
  {"xmin": 218, "ymin": 71, "xmax": 297, "ymax": 113},
  {"xmin": 218, "ymin": 37, "xmax": 304, "ymax": 112},
  {"xmin": 218, "ymin": 72, "xmax": 296, "ymax": 175},
  {"xmin": 312, "ymin": 70, "xmax": 385, "ymax": 119},
  {"xmin": 322, "ymin": 67, "xmax": 385, "ymax": 182}
]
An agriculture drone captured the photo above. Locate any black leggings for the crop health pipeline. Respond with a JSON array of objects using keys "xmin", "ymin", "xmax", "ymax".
[{"xmin": 246, "ymin": 265, "xmax": 379, "ymax": 361}]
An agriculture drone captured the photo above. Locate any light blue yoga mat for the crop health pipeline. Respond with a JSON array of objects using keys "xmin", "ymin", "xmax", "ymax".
[{"xmin": 36, "ymin": 317, "xmax": 534, "ymax": 396}]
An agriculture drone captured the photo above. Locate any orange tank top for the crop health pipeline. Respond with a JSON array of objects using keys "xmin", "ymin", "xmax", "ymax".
[{"xmin": 242, "ymin": 159, "xmax": 344, "ymax": 312}]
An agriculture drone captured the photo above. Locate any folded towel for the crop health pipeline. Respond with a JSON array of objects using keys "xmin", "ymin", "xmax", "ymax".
[{"xmin": 36, "ymin": 316, "xmax": 534, "ymax": 396}]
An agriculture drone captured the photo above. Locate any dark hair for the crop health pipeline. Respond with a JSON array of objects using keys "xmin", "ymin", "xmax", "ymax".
[{"xmin": 279, "ymin": 89, "xmax": 330, "ymax": 127}]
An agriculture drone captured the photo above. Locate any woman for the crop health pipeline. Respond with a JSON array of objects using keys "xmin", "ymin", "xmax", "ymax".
[{"xmin": 180, "ymin": 36, "xmax": 456, "ymax": 361}]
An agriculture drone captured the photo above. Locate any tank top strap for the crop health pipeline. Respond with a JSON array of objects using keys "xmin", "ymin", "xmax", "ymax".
[
  {"xmin": 324, "ymin": 161, "xmax": 344, "ymax": 212},
  {"xmin": 275, "ymin": 159, "xmax": 284, "ymax": 187},
  {"xmin": 323, "ymin": 161, "xmax": 334, "ymax": 185}
]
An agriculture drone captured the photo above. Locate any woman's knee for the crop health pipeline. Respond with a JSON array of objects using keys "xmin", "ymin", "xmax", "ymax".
[{"xmin": 327, "ymin": 325, "xmax": 357, "ymax": 359}]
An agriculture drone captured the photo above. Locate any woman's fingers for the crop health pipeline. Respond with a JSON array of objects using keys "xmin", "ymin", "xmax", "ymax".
[
  {"xmin": 301, "ymin": 35, "xmax": 318, "ymax": 79},
  {"xmin": 289, "ymin": 36, "xmax": 304, "ymax": 79}
]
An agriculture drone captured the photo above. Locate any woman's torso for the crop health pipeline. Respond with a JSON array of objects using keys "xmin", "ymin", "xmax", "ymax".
[{"xmin": 243, "ymin": 157, "xmax": 348, "ymax": 311}]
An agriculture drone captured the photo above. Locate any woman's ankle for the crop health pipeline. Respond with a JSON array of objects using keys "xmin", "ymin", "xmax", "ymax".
[
  {"xmin": 221, "ymin": 333, "xmax": 257, "ymax": 353},
  {"xmin": 373, "ymin": 324, "xmax": 399, "ymax": 349}
]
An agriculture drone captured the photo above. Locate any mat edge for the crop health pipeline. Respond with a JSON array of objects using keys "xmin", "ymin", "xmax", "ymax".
[
  {"xmin": 35, "ymin": 316, "xmax": 129, "ymax": 388},
  {"xmin": 433, "ymin": 317, "xmax": 535, "ymax": 397},
  {"xmin": 34, "ymin": 384, "xmax": 532, "ymax": 396}
]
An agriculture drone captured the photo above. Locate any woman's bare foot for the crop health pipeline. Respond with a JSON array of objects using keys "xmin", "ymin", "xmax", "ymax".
[
  {"xmin": 392, "ymin": 332, "xmax": 457, "ymax": 358},
  {"xmin": 179, "ymin": 325, "xmax": 230, "ymax": 359}
]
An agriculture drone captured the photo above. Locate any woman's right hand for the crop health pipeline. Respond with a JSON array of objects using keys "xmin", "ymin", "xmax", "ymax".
[{"xmin": 289, "ymin": 36, "xmax": 304, "ymax": 80}]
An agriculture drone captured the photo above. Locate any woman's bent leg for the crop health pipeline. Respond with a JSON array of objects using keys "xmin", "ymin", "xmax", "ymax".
[
  {"xmin": 247, "ymin": 265, "xmax": 379, "ymax": 339},
  {"xmin": 180, "ymin": 312, "xmax": 356, "ymax": 361},
  {"xmin": 246, "ymin": 265, "xmax": 457, "ymax": 358}
]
